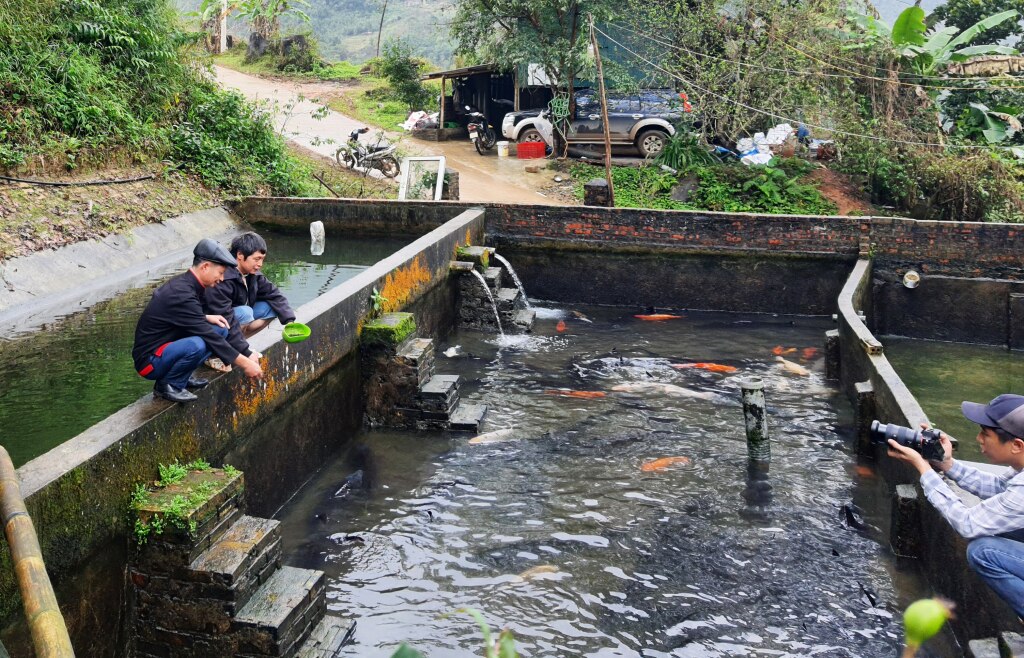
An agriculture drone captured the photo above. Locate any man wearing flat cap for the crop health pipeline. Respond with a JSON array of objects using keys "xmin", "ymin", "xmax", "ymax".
[
  {"xmin": 888, "ymin": 394, "xmax": 1024, "ymax": 619},
  {"xmin": 132, "ymin": 238, "xmax": 263, "ymax": 403}
]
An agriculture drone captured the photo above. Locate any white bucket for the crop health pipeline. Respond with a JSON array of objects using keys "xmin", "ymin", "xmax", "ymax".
[{"xmin": 496, "ymin": 141, "xmax": 510, "ymax": 157}]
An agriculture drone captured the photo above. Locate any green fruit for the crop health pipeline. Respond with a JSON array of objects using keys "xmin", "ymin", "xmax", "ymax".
[{"xmin": 903, "ymin": 598, "xmax": 951, "ymax": 646}]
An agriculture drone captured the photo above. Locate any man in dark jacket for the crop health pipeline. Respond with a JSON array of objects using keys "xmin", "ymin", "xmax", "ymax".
[
  {"xmin": 206, "ymin": 232, "xmax": 296, "ymax": 347},
  {"xmin": 132, "ymin": 239, "xmax": 263, "ymax": 403}
]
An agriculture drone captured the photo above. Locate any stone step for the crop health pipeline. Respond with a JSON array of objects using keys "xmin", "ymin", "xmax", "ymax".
[
  {"xmin": 969, "ymin": 638, "xmax": 1000, "ymax": 658},
  {"xmin": 295, "ymin": 616, "xmax": 356, "ymax": 658},
  {"xmin": 396, "ymin": 337, "xmax": 435, "ymax": 386},
  {"xmin": 512, "ymin": 309, "xmax": 536, "ymax": 333},
  {"xmin": 496, "ymin": 287, "xmax": 520, "ymax": 310},
  {"xmin": 483, "ymin": 266, "xmax": 503, "ymax": 292},
  {"xmin": 455, "ymin": 246, "xmax": 492, "ymax": 267},
  {"xmin": 189, "ymin": 515, "xmax": 281, "ymax": 609},
  {"xmin": 235, "ymin": 566, "xmax": 326, "ymax": 657},
  {"xmin": 449, "ymin": 403, "xmax": 488, "ymax": 432},
  {"xmin": 420, "ymin": 374, "xmax": 459, "ymax": 399}
]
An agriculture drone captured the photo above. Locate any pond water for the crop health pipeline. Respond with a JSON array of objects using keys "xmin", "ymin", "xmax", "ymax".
[
  {"xmin": 0, "ymin": 233, "xmax": 411, "ymax": 467},
  {"xmin": 277, "ymin": 307, "xmax": 938, "ymax": 657},
  {"xmin": 884, "ymin": 337, "xmax": 1024, "ymax": 462}
]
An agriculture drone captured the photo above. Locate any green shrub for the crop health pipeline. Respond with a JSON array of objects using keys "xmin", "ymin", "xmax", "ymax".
[{"xmin": 377, "ymin": 38, "xmax": 432, "ymax": 111}]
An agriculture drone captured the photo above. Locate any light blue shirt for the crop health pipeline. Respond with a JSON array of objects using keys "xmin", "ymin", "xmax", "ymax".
[{"xmin": 921, "ymin": 461, "xmax": 1024, "ymax": 539}]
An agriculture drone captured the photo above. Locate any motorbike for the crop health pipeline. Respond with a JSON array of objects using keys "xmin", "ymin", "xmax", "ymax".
[
  {"xmin": 465, "ymin": 106, "xmax": 496, "ymax": 155},
  {"xmin": 335, "ymin": 127, "xmax": 400, "ymax": 178}
]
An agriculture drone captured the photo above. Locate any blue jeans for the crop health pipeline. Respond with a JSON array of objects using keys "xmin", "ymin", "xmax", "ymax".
[
  {"xmin": 234, "ymin": 301, "xmax": 276, "ymax": 326},
  {"xmin": 967, "ymin": 536, "xmax": 1024, "ymax": 616},
  {"xmin": 139, "ymin": 326, "xmax": 229, "ymax": 389}
]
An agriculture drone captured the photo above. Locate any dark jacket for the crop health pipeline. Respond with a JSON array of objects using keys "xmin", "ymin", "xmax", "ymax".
[
  {"xmin": 132, "ymin": 271, "xmax": 247, "ymax": 372},
  {"xmin": 205, "ymin": 266, "xmax": 296, "ymax": 329}
]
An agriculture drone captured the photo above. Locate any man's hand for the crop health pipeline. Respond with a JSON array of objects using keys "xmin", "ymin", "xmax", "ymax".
[
  {"xmin": 233, "ymin": 353, "xmax": 263, "ymax": 379},
  {"xmin": 205, "ymin": 314, "xmax": 230, "ymax": 329},
  {"xmin": 926, "ymin": 424, "xmax": 955, "ymax": 473},
  {"xmin": 887, "ymin": 439, "xmax": 931, "ymax": 475}
]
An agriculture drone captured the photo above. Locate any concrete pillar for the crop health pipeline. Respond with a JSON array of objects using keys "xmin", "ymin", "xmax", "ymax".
[
  {"xmin": 584, "ymin": 179, "xmax": 611, "ymax": 207},
  {"xmin": 1010, "ymin": 293, "xmax": 1024, "ymax": 351},
  {"xmin": 442, "ymin": 168, "xmax": 460, "ymax": 201},
  {"xmin": 855, "ymin": 381, "xmax": 876, "ymax": 456},
  {"xmin": 890, "ymin": 484, "xmax": 921, "ymax": 558},
  {"xmin": 739, "ymin": 377, "xmax": 770, "ymax": 462},
  {"xmin": 825, "ymin": 329, "xmax": 840, "ymax": 380}
]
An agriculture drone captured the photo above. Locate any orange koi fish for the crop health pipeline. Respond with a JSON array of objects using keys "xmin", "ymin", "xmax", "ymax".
[
  {"xmin": 672, "ymin": 362, "xmax": 738, "ymax": 374},
  {"xmin": 802, "ymin": 347, "xmax": 819, "ymax": 360},
  {"xmin": 854, "ymin": 465, "xmax": 875, "ymax": 479},
  {"xmin": 641, "ymin": 456, "xmax": 691, "ymax": 472},
  {"xmin": 772, "ymin": 346, "xmax": 797, "ymax": 356},
  {"xmin": 544, "ymin": 389, "xmax": 607, "ymax": 399},
  {"xmin": 556, "ymin": 320, "xmax": 567, "ymax": 333},
  {"xmin": 634, "ymin": 314, "xmax": 684, "ymax": 321}
]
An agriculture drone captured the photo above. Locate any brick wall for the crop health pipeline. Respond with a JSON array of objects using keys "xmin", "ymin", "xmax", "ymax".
[{"xmin": 233, "ymin": 199, "xmax": 1024, "ymax": 279}]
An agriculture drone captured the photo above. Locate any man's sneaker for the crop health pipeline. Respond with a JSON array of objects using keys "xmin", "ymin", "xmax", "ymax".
[
  {"xmin": 204, "ymin": 357, "xmax": 232, "ymax": 373},
  {"xmin": 153, "ymin": 382, "xmax": 198, "ymax": 403}
]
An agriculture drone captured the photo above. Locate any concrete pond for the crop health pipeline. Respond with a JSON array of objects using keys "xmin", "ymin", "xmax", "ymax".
[{"xmin": 0, "ymin": 199, "xmax": 1020, "ymax": 657}]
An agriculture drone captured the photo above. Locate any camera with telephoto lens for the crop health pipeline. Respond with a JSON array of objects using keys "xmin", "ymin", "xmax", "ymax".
[{"xmin": 870, "ymin": 420, "xmax": 946, "ymax": 461}]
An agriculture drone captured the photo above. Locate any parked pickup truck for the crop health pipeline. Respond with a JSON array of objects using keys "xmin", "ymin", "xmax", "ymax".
[{"xmin": 501, "ymin": 88, "xmax": 685, "ymax": 157}]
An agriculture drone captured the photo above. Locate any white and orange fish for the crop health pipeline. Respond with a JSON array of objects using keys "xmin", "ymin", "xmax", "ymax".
[
  {"xmin": 612, "ymin": 382, "xmax": 717, "ymax": 400},
  {"xmin": 772, "ymin": 346, "xmax": 797, "ymax": 356},
  {"xmin": 776, "ymin": 356, "xmax": 809, "ymax": 376},
  {"xmin": 468, "ymin": 429, "xmax": 518, "ymax": 445}
]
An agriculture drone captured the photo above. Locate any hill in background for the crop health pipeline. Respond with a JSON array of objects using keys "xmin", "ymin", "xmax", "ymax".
[{"xmin": 177, "ymin": 0, "xmax": 455, "ymax": 67}]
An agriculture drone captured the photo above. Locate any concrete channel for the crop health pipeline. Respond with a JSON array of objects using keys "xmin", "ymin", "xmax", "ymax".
[{"xmin": 0, "ymin": 199, "xmax": 1020, "ymax": 655}]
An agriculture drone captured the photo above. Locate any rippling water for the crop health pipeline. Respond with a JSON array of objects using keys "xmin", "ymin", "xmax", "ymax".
[
  {"xmin": 278, "ymin": 307, "xmax": 943, "ymax": 657},
  {"xmin": 0, "ymin": 233, "xmax": 410, "ymax": 466}
]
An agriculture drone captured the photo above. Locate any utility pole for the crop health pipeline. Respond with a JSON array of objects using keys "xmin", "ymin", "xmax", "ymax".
[
  {"xmin": 589, "ymin": 14, "xmax": 615, "ymax": 207},
  {"xmin": 376, "ymin": 0, "xmax": 389, "ymax": 58},
  {"xmin": 219, "ymin": 0, "xmax": 228, "ymax": 53}
]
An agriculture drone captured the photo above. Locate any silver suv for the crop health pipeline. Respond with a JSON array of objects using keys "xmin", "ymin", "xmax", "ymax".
[{"xmin": 500, "ymin": 89, "xmax": 683, "ymax": 157}]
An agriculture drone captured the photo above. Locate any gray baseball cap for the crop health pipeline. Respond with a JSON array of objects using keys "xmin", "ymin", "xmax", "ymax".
[
  {"xmin": 193, "ymin": 239, "xmax": 236, "ymax": 267},
  {"xmin": 962, "ymin": 394, "xmax": 1024, "ymax": 438}
]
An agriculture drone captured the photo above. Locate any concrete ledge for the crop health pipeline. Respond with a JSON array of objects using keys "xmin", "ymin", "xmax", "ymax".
[
  {"xmin": 2, "ymin": 208, "xmax": 485, "ymax": 652},
  {"xmin": 835, "ymin": 258, "xmax": 1020, "ymax": 641},
  {"xmin": 0, "ymin": 207, "xmax": 238, "ymax": 334}
]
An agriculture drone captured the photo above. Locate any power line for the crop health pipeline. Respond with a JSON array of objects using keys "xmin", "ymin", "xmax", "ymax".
[
  {"xmin": 594, "ymin": 25, "xmax": 1021, "ymax": 151},
  {"xmin": 609, "ymin": 21, "xmax": 1024, "ymax": 91}
]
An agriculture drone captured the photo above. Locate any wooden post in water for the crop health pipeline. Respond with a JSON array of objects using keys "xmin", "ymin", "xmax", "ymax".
[{"xmin": 739, "ymin": 377, "xmax": 771, "ymax": 461}]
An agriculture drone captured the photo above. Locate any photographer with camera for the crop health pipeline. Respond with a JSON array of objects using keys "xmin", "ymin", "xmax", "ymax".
[{"xmin": 883, "ymin": 394, "xmax": 1024, "ymax": 619}]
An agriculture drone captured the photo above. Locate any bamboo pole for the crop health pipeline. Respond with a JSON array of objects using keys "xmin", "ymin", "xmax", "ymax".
[
  {"xmin": 0, "ymin": 447, "xmax": 74, "ymax": 657},
  {"xmin": 589, "ymin": 15, "xmax": 615, "ymax": 207}
]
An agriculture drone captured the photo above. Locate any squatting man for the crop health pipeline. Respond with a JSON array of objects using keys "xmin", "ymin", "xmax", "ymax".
[{"xmin": 887, "ymin": 394, "xmax": 1024, "ymax": 620}]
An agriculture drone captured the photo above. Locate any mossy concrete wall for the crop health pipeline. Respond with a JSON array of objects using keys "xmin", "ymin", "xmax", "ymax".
[{"xmin": 0, "ymin": 208, "xmax": 484, "ymax": 655}]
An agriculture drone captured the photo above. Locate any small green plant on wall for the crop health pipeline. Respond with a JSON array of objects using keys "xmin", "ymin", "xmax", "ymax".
[
  {"xmin": 129, "ymin": 459, "xmax": 233, "ymax": 545},
  {"xmin": 370, "ymin": 287, "xmax": 389, "ymax": 317}
]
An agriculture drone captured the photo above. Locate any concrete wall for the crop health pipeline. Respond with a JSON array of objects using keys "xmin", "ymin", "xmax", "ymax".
[
  {"xmin": 835, "ymin": 260, "xmax": 1020, "ymax": 642},
  {"xmin": 0, "ymin": 209, "xmax": 485, "ymax": 656}
]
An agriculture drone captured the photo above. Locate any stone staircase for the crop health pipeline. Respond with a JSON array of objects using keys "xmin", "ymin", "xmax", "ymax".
[
  {"xmin": 130, "ymin": 468, "xmax": 354, "ymax": 657},
  {"xmin": 361, "ymin": 312, "xmax": 487, "ymax": 432},
  {"xmin": 454, "ymin": 247, "xmax": 535, "ymax": 334},
  {"xmin": 970, "ymin": 630, "xmax": 1024, "ymax": 657}
]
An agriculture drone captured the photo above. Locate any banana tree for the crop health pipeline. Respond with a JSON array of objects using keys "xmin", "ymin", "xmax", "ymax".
[
  {"xmin": 845, "ymin": 6, "xmax": 1019, "ymax": 76},
  {"xmin": 894, "ymin": 6, "xmax": 1019, "ymax": 76}
]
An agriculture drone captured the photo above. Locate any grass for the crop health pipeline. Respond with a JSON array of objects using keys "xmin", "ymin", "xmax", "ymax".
[{"xmin": 212, "ymin": 45, "xmax": 362, "ymax": 82}]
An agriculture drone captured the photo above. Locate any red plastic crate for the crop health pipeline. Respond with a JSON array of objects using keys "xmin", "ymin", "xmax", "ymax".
[{"xmin": 516, "ymin": 142, "xmax": 546, "ymax": 159}]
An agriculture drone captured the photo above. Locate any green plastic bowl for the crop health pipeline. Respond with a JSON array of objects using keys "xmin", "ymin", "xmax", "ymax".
[{"xmin": 282, "ymin": 322, "xmax": 311, "ymax": 343}]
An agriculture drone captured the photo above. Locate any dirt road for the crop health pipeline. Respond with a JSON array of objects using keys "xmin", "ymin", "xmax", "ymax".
[{"xmin": 214, "ymin": 66, "xmax": 567, "ymax": 205}]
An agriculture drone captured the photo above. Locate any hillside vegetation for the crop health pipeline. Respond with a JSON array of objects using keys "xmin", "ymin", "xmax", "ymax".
[{"xmin": 0, "ymin": 0, "xmax": 379, "ymax": 195}]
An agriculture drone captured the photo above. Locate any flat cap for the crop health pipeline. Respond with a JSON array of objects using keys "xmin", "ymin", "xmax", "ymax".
[{"xmin": 193, "ymin": 238, "xmax": 237, "ymax": 267}]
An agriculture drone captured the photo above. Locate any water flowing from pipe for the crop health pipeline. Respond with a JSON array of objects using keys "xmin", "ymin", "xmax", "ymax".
[
  {"xmin": 468, "ymin": 269, "xmax": 505, "ymax": 336},
  {"xmin": 492, "ymin": 252, "xmax": 530, "ymax": 309}
]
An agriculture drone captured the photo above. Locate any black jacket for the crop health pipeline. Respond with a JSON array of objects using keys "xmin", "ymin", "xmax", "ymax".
[
  {"xmin": 204, "ymin": 267, "xmax": 296, "ymax": 333},
  {"xmin": 132, "ymin": 271, "xmax": 247, "ymax": 372}
]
